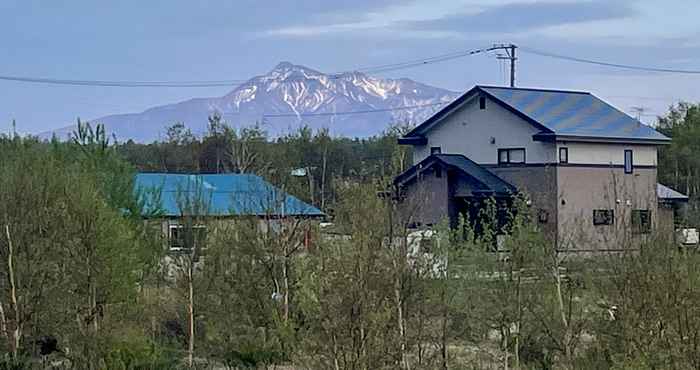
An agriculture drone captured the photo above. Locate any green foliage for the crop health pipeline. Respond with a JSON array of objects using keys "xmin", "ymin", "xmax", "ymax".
[
  {"xmin": 103, "ymin": 334, "xmax": 179, "ymax": 370},
  {"xmin": 0, "ymin": 130, "xmax": 162, "ymax": 367},
  {"xmin": 658, "ymin": 102, "xmax": 700, "ymax": 222},
  {"xmin": 116, "ymin": 118, "xmax": 412, "ymax": 212}
]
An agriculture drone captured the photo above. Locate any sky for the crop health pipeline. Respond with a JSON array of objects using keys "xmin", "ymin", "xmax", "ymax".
[{"xmin": 1, "ymin": 0, "xmax": 700, "ymax": 135}]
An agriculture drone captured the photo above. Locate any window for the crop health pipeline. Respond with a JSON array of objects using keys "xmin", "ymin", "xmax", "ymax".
[
  {"xmin": 479, "ymin": 96, "xmax": 486, "ymax": 110},
  {"xmin": 537, "ymin": 209, "xmax": 549, "ymax": 223},
  {"xmin": 169, "ymin": 224, "xmax": 207, "ymax": 251},
  {"xmin": 593, "ymin": 210, "xmax": 614, "ymax": 225},
  {"xmin": 430, "ymin": 146, "xmax": 442, "ymax": 155},
  {"xmin": 434, "ymin": 166, "xmax": 442, "ymax": 178},
  {"xmin": 419, "ymin": 238, "xmax": 435, "ymax": 254},
  {"xmin": 498, "ymin": 148, "xmax": 526, "ymax": 164},
  {"xmin": 624, "ymin": 149, "xmax": 633, "ymax": 174},
  {"xmin": 631, "ymin": 209, "xmax": 651, "ymax": 234},
  {"xmin": 559, "ymin": 147, "xmax": 568, "ymax": 164}
]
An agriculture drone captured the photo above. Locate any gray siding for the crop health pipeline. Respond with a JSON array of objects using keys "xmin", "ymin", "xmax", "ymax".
[
  {"xmin": 413, "ymin": 95, "xmax": 557, "ymax": 165},
  {"xmin": 556, "ymin": 166, "xmax": 658, "ymax": 251}
]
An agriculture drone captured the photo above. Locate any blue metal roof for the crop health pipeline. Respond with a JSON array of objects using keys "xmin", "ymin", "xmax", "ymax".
[
  {"xmin": 135, "ymin": 173, "xmax": 324, "ymax": 217},
  {"xmin": 480, "ymin": 86, "xmax": 669, "ymax": 142},
  {"xmin": 402, "ymin": 86, "xmax": 669, "ymax": 143}
]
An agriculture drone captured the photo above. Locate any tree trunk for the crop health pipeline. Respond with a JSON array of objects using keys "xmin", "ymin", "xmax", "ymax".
[
  {"xmin": 515, "ymin": 270, "xmax": 522, "ymax": 370},
  {"xmin": 321, "ymin": 146, "xmax": 328, "ymax": 210},
  {"xmin": 187, "ymin": 262, "xmax": 195, "ymax": 368},
  {"xmin": 394, "ymin": 254, "xmax": 410, "ymax": 370},
  {"xmin": 553, "ymin": 264, "xmax": 572, "ymax": 369},
  {"xmin": 307, "ymin": 168, "xmax": 315, "ymax": 206},
  {"xmin": 5, "ymin": 225, "xmax": 20, "ymax": 360},
  {"xmin": 283, "ymin": 253, "xmax": 290, "ymax": 323}
]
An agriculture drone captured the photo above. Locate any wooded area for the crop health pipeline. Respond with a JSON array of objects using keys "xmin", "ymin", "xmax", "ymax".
[{"xmin": 1, "ymin": 103, "xmax": 700, "ymax": 369}]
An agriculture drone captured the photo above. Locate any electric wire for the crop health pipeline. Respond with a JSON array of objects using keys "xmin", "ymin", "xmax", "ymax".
[
  {"xmin": 520, "ymin": 46, "xmax": 700, "ymax": 75},
  {"xmin": 262, "ymin": 102, "xmax": 448, "ymax": 118},
  {"xmin": 0, "ymin": 47, "xmax": 490, "ymax": 88}
]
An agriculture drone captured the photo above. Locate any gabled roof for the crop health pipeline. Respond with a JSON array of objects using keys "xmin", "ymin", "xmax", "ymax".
[
  {"xmin": 657, "ymin": 183, "xmax": 688, "ymax": 203},
  {"xmin": 395, "ymin": 154, "xmax": 516, "ymax": 196},
  {"xmin": 401, "ymin": 85, "xmax": 670, "ymax": 144},
  {"xmin": 135, "ymin": 173, "xmax": 324, "ymax": 217}
]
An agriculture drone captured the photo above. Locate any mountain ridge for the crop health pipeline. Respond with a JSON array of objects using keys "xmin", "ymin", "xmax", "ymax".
[{"xmin": 41, "ymin": 62, "xmax": 459, "ymax": 142}]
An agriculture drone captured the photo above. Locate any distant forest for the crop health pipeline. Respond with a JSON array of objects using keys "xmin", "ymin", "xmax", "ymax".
[
  {"xmin": 114, "ymin": 104, "xmax": 700, "ymax": 222},
  {"xmin": 116, "ymin": 115, "xmax": 414, "ymax": 213}
]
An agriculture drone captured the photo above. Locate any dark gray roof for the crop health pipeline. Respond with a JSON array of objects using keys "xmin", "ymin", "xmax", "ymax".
[
  {"xmin": 657, "ymin": 183, "xmax": 688, "ymax": 202},
  {"xmin": 402, "ymin": 86, "xmax": 670, "ymax": 144},
  {"xmin": 394, "ymin": 154, "xmax": 516, "ymax": 196},
  {"xmin": 435, "ymin": 154, "xmax": 516, "ymax": 194}
]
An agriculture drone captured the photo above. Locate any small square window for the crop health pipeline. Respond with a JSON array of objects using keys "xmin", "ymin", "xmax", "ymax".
[
  {"xmin": 559, "ymin": 147, "xmax": 568, "ymax": 164},
  {"xmin": 624, "ymin": 150, "xmax": 633, "ymax": 174},
  {"xmin": 593, "ymin": 210, "xmax": 614, "ymax": 226},
  {"xmin": 631, "ymin": 209, "xmax": 651, "ymax": 234},
  {"xmin": 479, "ymin": 96, "xmax": 486, "ymax": 110},
  {"xmin": 430, "ymin": 146, "xmax": 441, "ymax": 155}
]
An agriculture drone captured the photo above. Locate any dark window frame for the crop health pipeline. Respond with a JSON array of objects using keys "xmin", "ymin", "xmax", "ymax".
[
  {"xmin": 169, "ymin": 224, "xmax": 207, "ymax": 252},
  {"xmin": 479, "ymin": 96, "xmax": 486, "ymax": 110},
  {"xmin": 624, "ymin": 149, "xmax": 633, "ymax": 174},
  {"xmin": 631, "ymin": 209, "xmax": 652, "ymax": 234},
  {"xmin": 559, "ymin": 147, "xmax": 569, "ymax": 164},
  {"xmin": 430, "ymin": 146, "xmax": 442, "ymax": 155},
  {"xmin": 593, "ymin": 209, "xmax": 615, "ymax": 226},
  {"xmin": 498, "ymin": 148, "xmax": 526, "ymax": 164}
]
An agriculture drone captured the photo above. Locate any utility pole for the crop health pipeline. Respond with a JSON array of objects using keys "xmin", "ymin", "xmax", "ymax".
[
  {"xmin": 473, "ymin": 43, "xmax": 518, "ymax": 87},
  {"xmin": 630, "ymin": 106, "xmax": 649, "ymax": 121},
  {"xmin": 509, "ymin": 44, "xmax": 516, "ymax": 87}
]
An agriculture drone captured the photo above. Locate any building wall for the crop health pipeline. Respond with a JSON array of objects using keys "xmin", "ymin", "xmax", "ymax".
[
  {"xmin": 556, "ymin": 166, "xmax": 658, "ymax": 251},
  {"xmin": 557, "ymin": 142, "xmax": 657, "ymax": 166},
  {"xmin": 401, "ymin": 167, "xmax": 451, "ymax": 226},
  {"xmin": 489, "ymin": 165, "xmax": 559, "ymax": 240},
  {"xmin": 413, "ymin": 96, "xmax": 557, "ymax": 165}
]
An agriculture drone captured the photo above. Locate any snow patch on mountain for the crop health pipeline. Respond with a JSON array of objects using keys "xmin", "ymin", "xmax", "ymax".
[{"xmin": 42, "ymin": 62, "xmax": 459, "ymax": 142}]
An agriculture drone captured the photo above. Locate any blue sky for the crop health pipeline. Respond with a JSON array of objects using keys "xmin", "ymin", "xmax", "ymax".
[{"xmin": 1, "ymin": 0, "xmax": 699, "ymax": 134}]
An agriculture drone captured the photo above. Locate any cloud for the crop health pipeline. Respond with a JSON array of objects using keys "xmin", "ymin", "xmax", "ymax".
[
  {"xmin": 259, "ymin": 0, "xmax": 634, "ymax": 40},
  {"xmin": 400, "ymin": 1, "xmax": 634, "ymax": 34}
]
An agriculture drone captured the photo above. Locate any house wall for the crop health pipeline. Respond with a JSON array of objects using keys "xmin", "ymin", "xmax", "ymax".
[
  {"xmin": 557, "ymin": 142, "xmax": 657, "ymax": 166},
  {"xmin": 413, "ymin": 96, "xmax": 557, "ymax": 165},
  {"xmin": 657, "ymin": 204, "xmax": 676, "ymax": 236},
  {"xmin": 401, "ymin": 167, "xmax": 451, "ymax": 226},
  {"xmin": 556, "ymin": 166, "xmax": 658, "ymax": 251},
  {"xmin": 489, "ymin": 165, "xmax": 559, "ymax": 240}
]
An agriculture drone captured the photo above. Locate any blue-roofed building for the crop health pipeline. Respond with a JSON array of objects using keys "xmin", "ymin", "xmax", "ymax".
[
  {"xmin": 136, "ymin": 173, "xmax": 324, "ymax": 218},
  {"xmin": 135, "ymin": 173, "xmax": 324, "ymax": 251},
  {"xmin": 396, "ymin": 85, "xmax": 684, "ymax": 251}
]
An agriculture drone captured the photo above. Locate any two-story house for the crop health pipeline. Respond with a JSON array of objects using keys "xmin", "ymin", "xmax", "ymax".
[{"xmin": 395, "ymin": 85, "xmax": 684, "ymax": 251}]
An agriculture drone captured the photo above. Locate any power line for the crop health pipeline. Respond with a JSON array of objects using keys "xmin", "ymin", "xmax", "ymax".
[
  {"xmin": 0, "ymin": 75, "xmax": 249, "ymax": 87},
  {"xmin": 262, "ymin": 102, "xmax": 448, "ymax": 118},
  {"xmin": 520, "ymin": 46, "xmax": 700, "ymax": 74},
  {"xmin": 0, "ymin": 46, "xmax": 491, "ymax": 88}
]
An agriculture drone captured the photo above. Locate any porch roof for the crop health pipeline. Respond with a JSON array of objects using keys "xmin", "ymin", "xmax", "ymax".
[{"xmin": 394, "ymin": 154, "xmax": 517, "ymax": 196}]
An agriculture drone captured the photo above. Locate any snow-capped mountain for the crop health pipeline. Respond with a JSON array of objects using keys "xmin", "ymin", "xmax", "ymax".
[{"xmin": 42, "ymin": 62, "xmax": 459, "ymax": 142}]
